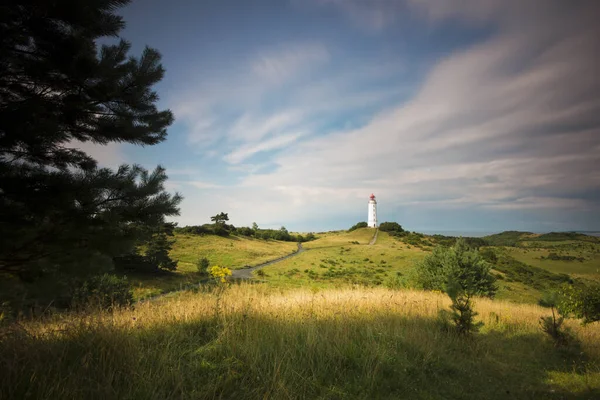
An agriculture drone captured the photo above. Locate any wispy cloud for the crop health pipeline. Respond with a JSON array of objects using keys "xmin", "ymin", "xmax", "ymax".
[
  {"xmin": 222, "ymin": 0, "xmax": 600, "ymax": 225},
  {"xmin": 159, "ymin": 0, "xmax": 600, "ymax": 230},
  {"xmin": 252, "ymin": 43, "xmax": 330, "ymax": 84},
  {"xmin": 187, "ymin": 181, "xmax": 223, "ymax": 189},
  {"xmin": 224, "ymin": 131, "xmax": 307, "ymax": 164},
  {"xmin": 228, "ymin": 110, "xmax": 304, "ymax": 143}
]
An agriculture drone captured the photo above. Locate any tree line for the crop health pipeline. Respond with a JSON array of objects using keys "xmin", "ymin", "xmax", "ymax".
[{"xmin": 175, "ymin": 213, "xmax": 316, "ymax": 242}]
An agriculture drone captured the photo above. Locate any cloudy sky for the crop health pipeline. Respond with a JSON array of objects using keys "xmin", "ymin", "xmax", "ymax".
[{"xmin": 93, "ymin": 0, "xmax": 600, "ymax": 233}]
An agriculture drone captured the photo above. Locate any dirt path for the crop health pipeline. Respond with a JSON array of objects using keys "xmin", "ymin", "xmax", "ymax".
[
  {"xmin": 231, "ymin": 242, "xmax": 304, "ymax": 279},
  {"xmin": 369, "ymin": 228, "xmax": 379, "ymax": 245}
]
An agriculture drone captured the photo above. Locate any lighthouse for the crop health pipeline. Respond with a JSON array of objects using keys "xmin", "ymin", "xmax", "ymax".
[{"xmin": 368, "ymin": 194, "xmax": 378, "ymax": 228}]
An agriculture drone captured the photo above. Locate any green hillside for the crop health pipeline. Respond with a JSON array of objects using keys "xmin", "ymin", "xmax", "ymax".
[
  {"xmin": 129, "ymin": 233, "xmax": 297, "ymax": 300},
  {"xmin": 3, "ymin": 228, "xmax": 600, "ymax": 399}
]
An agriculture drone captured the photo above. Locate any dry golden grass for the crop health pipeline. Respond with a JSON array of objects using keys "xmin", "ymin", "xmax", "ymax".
[{"xmin": 4, "ymin": 284, "xmax": 599, "ymax": 399}]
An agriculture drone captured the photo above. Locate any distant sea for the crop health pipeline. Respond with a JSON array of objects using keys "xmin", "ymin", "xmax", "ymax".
[{"xmin": 419, "ymin": 230, "xmax": 600, "ymax": 238}]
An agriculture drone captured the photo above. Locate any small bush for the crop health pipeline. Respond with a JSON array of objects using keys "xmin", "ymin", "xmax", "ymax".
[
  {"xmin": 441, "ymin": 279, "xmax": 484, "ymax": 335},
  {"xmin": 196, "ymin": 257, "xmax": 210, "ymax": 274},
  {"xmin": 558, "ymin": 283, "xmax": 600, "ymax": 325},
  {"xmin": 539, "ymin": 314, "xmax": 571, "ymax": 346},
  {"xmin": 378, "ymin": 222, "xmax": 404, "ymax": 232},
  {"xmin": 348, "ymin": 222, "xmax": 368, "ymax": 232},
  {"xmin": 71, "ymin": 274, "xmax": 133, "ymax": 310},
  {"xmin": 539, "ymin": 292, "xmax": 573, "ymax": 346}
]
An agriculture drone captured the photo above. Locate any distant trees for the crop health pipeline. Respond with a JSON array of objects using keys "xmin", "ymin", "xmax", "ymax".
[
  {"xmin": 175, "ymin": 220, "xmax": 316, "ymax": 243},
  {"xmin": 349, "ymin": 222, "xmax": 368, "ymax": 232},
  {"xmin": 210, "ymin": 212, "xmax": 230, "ymax": 235},
  {"xmin": 211, "ymin": 212, "xmax": 230, "ymax": 226},
  {"xmin": 378, "ymin": 222, "xmax": 404, "ymax": 233}
]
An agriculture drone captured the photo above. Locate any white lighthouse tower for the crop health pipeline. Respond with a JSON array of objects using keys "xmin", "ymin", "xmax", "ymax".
[{"xmin": 368, "ymin": 193, "xmax": 378, "ymax": 228}]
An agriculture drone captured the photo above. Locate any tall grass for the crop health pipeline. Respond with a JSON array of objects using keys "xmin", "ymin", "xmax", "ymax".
[{"xmin": 2, "ymin": 284, "xmax": 599, "ymax": 399}]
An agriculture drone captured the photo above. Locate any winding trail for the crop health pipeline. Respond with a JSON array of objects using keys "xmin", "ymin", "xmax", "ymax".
[
  {"xmin": 231, "ymin": 242, "xmax": 305, "ymax": 279},
  {"xmin": 141, "ymin": 243, "xmax": 305, "ymax": 302},
  {"xmin": 369, "ymin": 228, "xmax": 379, "ymax": 245}
]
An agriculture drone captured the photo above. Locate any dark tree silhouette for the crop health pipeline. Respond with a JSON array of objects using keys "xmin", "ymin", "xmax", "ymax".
[{"xmin": 0, "ymin": 1, "xmax": 181, "ymax": 298}]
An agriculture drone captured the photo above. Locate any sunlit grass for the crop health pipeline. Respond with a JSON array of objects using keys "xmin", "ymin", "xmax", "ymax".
[
  {"xmin": 2, "ymin": 284, "xmax": 599, "ymax": 399},
  {"xmin": 258, "ymin": 230, "xmax": 426, "ymax": 289},
  {"xmin": 128, "ymin": 233, "xmax": 297, "ymax": 300},
  {"xmin": 504, "ymin": 247, "xmax": 600, "ymax": 281},
  {"xmin": 170, "ymin": 233, "xmax": 297, "ymax": 270}
]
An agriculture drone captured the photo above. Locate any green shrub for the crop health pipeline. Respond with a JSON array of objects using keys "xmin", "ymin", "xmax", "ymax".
[
  {"xmin": 493, "ymin": 254, "xmax": 573, "ymax": 290},
  {"xmin": 559, "ymin": 283, "xmax": 600, "ymax": 325},
  {"xmin": 348, "ymin": 222, "xmax": 368, "ymax": 232},
  {"xmin": 196, "ymin": 257, "xmax": 210, "ymax": 275},
  {"xmin": 539, "ymin": 292, "xmax": 572, "ymax": 346},
  {"xmin": 413, "ymin": 238, "xmax": 496, "ymax": 335},
  {"xmin": 479, "ymin": 248, "xmax": 498, "ymax": 263},
  {"xmin": 144, "ymin": 229, "xmax": 178, "ymax": 271},
  {"xmin": 440, "ymin": 278, "xmax": 483, "ymax": 335},
  {"xmin": 378, "ymin": 222, "xmax": 404, "ymax": 233},
  {"xmin": 71, "ymin": 274, "xmax": 133, "ymax": 310}
]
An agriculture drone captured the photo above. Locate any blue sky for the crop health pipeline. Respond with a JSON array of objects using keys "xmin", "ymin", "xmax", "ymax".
[{"xmin": 86, "ymin": 0, "xmax": 600, "ymax": 233}]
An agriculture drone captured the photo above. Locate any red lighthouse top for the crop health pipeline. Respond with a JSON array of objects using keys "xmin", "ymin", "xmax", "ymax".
[{"xmin": 370, "ymin": 193, "xmax": 375, "ymax": 199}]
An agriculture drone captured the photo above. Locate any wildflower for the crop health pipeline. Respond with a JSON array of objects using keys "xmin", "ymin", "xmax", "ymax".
[{"xmin": 209, "ymin": 265, "xmax": 232, "ymax": 283}]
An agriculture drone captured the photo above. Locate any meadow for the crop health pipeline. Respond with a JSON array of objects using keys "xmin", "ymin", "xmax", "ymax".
[
  {"xmin": 2, "ymin": 283, "xmax": 599, "ymax": 399},
  {"xmin": 3, "ymin": 228, "xmax": 600, "ymax": 399},
  {"xmin": 129, "ymin": 228, "xmax": 600, "ymax": 303},
  {"xmin": 128, "ymin": 234, "xmax": 296, "ymax": 300},
  {"xmin": 503, "ymin": 247, "xmax": 600, "ymax": 281},
  {"xmin": 258, "ymin": 229, "xmax": 426, "ymax": 289}
]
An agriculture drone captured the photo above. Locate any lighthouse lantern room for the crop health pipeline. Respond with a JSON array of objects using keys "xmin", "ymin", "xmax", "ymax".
[{"xmin": 368, "ymin": 194, "xmax": 378, "ymax": 228}]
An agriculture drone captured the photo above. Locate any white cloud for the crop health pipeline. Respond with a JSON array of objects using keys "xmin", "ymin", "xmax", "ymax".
[
  {"xmin": 252, "ymin": 43, "xmax": 330, "ymax": 84},
  {"xmin": 187, "ymin": 181, "xmax": 222, "ymax": 189},
  {"xmin": 168, "ymin": 0, "xmax": 600, "ymax": 229},
  {"xmin": 224, "ymin": 131, "xmax": 307, "ymax": 164},
  {"xmin": 225, "ymin": 0, "xmax": 600, "ymax": 220},
  {"xmin": 228, "ymin": 110, "xmax": 304, "ymax": 142}
]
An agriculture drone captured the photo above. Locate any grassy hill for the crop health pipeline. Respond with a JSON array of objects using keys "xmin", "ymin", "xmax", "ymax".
[
  {"xmin": 128, "ymin": 233, "xmax": 297, "ymax": 300},
  {"xmin": 2, "ymin": 284, "xmax": 598, "ymax": 399},
  {"xmin": 3, "ymin": 228, "xmax": 600, "ymax": 399},
  {"xmin": 250, "ymin": 228, "xmax": 599, "ymax": 303},
  {"xmin": 259, "ymin": 228, "xmax": 427, "ymax": 288},
  {"xmin": 484, "ymin": 231, "xmax": 600, "ymax": 247},
  {"xmin": 481, "ymin": 231, "xmax": 600, "ymax": 289}
]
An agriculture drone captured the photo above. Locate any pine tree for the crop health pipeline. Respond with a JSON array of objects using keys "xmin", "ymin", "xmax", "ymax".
[{"xmin": 0, "ymin": 1, "xmax": 181, "ymax": 299}]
